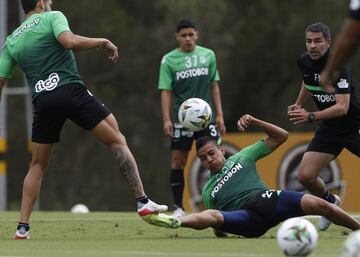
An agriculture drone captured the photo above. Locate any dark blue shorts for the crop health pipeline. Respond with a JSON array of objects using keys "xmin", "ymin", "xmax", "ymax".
[{"xmin": 219, "ymin": 190, "xmax": 305, "ymax": 237}]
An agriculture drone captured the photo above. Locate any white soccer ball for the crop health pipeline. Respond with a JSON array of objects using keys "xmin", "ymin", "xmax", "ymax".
[
  {"xmin": 178, "ymin": 98, "xmax": 212, "ymax": 132},
  {"xmin": 70, "ymin": 204, "xmax": 90, "ymax": 214},
  {"xmin": 342, "ymin": 230, "xmax": 360, "ymax": 257},
  {"xmin": 277, "ymin": 217, "xmax": 318, "ymax": 256}
]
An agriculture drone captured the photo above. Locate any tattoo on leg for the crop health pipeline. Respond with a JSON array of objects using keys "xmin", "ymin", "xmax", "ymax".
[{"xmin": 113, "ymin": 147, "xmax": 144, "ymax": 198}]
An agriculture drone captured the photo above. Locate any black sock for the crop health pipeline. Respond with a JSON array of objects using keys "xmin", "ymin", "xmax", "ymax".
[
  {"xmin": 17, "ymin": 222, "xmax": 30, "ymax": 231},
  {"xmin": 170, "ymin": 169, "xmax": 184, "ymax": 209},
  {"xmin": 136, "ymin": 195, "xmax": 149, "ymax": 204},
  {"xmin": 321, "ymin": 191, "xmax": 336, "ymax": 204}
]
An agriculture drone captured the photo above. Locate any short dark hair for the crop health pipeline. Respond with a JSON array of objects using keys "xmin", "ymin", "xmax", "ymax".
[
  {"xmin": 176, "ymin": 19, "xmax": 196, "ymax": 33},
  {"xmin": 21, "ymin": 0, "xmax": 38, "ymax": 14},
  {"xmin": 305, "ymin": 22, "xmax": 331, "ymax": 41},
  {"xmin": 196, "ymin": 136, "xmax": 218, "ymax": 152}
]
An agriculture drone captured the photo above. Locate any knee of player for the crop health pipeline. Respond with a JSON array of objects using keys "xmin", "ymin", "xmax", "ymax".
[
  {"xmin": 204, "ymin": 209, "xmax": 224, "ymax": 225},
  {"xmin": 298, "ymin": 169, "xmax": 317, "ymax": 184}
]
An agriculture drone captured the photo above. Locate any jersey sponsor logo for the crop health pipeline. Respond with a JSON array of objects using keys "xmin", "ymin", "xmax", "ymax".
[
  {"xmin": 314, "ymin": 73, "xmax": 321, "ymax": 82},
  {"xmin": 211, "ymin": 162, "xmax": 243, "ymax": 198},
  {"xmin": 350, "ymin": 0, "xmax": 360, "ymax": 10},
  {"xmin": 35, "ymin": 73, "xmax": 60, "ymax": 93},
  {"xmin": 175, "ymin": 67, "xmax": 209, "ymax": 80},
  {"xmin": 312, "ymin": 93, "xmax": 336, "ymax": 103},
  {"xmin": 337, "ymin": 79, "xmax": 349, "ymax": 89},
  {"xmin": 12, "ymin": 18, "xmax": 41, "ymax": 39}
]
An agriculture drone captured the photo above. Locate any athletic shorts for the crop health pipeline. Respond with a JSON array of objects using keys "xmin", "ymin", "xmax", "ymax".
[
  {"xmin": 306, "ymin": 127, "xmax": 360, "ymax": 157},
  {"xmin": 170, "ymin": 122, "xmax": 220, "ymax": 150},
  {"xmin": 219, "ymin": 190, "xmax": 305, "ymax": 237},
  {"xmin": 32, "ymin": 84, "xmax": 111, "ymax": 144}
]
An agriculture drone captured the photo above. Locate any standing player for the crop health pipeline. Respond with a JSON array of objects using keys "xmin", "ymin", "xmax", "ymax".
[
  {"xmin": 321, "ymin": 0, "xmax": 360, "ymax": 90},
  {"xmin": 288, "ymin": 22, "xmax": 360, "ymax": 231},
  {"xmin": 143, "ymin": 115, "xmax": 360, "ymax": 236},
  {"xmin": 0, "ymin": 0, "xmax": 167, "ymax": 239},
  {"xmin": 158, "ymin": 19, "xmax": 226, "ymax": 217}
]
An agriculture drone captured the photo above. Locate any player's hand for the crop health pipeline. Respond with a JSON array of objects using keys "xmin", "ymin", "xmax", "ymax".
[
  {"xmin": 163, "ymin": 120, "xmax": 173, "ymax": 137},
  {"xmin": 102, "ymin": 39, "xmax": 119, "ymax": 63},
  {"xmin": 287, "ymin": 104, "xmax": 301, "ymax": 116},
  {"xmin": 237, "ymin": 114, "xmax": 253, "ymax": 132},
  {"xmin": 288, "ymin": 108, "xmax": 309, "ymax": 124},
  {"xmin": 216, "ymin": 115, "xmax": 226, "ymax": 135}
]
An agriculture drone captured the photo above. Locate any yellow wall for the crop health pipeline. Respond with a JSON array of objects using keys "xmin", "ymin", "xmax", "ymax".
[{"xmin": 184, "ymin": 132, "xmax": 360, "ymax": 212}]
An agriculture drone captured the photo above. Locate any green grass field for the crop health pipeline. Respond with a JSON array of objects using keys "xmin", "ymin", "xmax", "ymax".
[{"xmin": 0, "ymin": 211, "xmax": 356, "ymax": 257}]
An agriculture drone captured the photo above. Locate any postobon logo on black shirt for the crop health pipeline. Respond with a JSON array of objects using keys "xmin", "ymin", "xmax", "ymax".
[
  {"xmin": 35, "ymin": 73, "xmax": 60, "ymax": 93},
  {"xmin": 278, "ymin": 143, "xmax": 345, "ymax": 197}
]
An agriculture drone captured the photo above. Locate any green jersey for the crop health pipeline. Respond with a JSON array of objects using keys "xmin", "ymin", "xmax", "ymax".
[
  {"xmin": 202, "ymin": 140, "xmax": 272, "ymax": 211},
  {"xmin": 158, "ymin": 45, "xmax": 220, "ymax": 122},
  {"xmin": 0, "ymin": 11, "xmax": 83, "ymax": 98}
]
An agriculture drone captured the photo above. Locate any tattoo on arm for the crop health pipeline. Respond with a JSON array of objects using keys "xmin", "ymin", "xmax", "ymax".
[{"xmin": 113, "ymin": 147, "xmax": 145, "ymax": 198}]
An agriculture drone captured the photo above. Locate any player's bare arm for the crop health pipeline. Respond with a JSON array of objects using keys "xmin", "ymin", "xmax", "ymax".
[
  {"xmin": 0, "ymin": 77, "xmax": 7, "ymax": 100},
  {"xmin": 160, "ymin": 90, "xmax": 173, "ymax": 137},
  {"xmin": 237, "ymin": 114, "xmax": 288, "ymax": 150},
  {"xmin": 288, "ymin": 82, "xmax": 310, "ymax": 114},
  {"xmin": 57, "ymin": 31, "xmax": 118, "ymax": 63},
  {"xmin": 289, "ymin": 94, "xmax": 350, "ymax": 124},
  {"xmin": 211, "ymin": 81, "xmax": 226, "ymax": 135},
  {"xmin": 321, "ymin": 18, "xmax": 360, "ymax": 89}
]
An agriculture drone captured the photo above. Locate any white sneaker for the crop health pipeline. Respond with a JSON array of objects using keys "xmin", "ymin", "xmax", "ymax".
[
  {"xmin": 171, "ymin": 207, "xmax": 186, "ymax": 218},
  {"xmin": 319, "ymin": 194, "xmax": 341, "ymax": 231},
  {"xmin": 14, "ymin": 227, "xmax": 30, "ymax": 240},
  {"xmin": 137, "ymin": 199, "xmax": 168, "ymax": 217}
]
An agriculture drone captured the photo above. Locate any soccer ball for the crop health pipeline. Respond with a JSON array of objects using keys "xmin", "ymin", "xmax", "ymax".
[
  {"xmin": 70, "ymin": 204, "xmax": 90, "ymax": 214},
  {"xmin": 342, "ymin": 230, "xmax": 360, "ymax": 257},
  {"xmin": 277, "ymin": 217, "xmax": 318, "ymax": 256},
  {"xmin": 178, "ymin": 98, "xmax": 212, "ymax": 132}
]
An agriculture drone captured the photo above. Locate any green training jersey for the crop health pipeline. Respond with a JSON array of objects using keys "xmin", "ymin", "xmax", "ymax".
[
  {"xmin": 0, "ymin": 11, "xmax": 83, "ymax": 98},
  {"xmin": 202, "ymin": 140, "xmax": 272, "ymax": 211},
  {"xmin": 158, "ymin": 45, "xmax": 220, "ymax": 122}
]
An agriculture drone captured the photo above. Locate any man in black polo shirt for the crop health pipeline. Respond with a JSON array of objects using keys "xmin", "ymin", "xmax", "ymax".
[{"xmin": 288, "ymin": 22, "xmax": 360, "ymax": 231}]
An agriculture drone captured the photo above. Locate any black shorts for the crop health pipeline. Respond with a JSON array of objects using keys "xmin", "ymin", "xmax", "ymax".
[
  {"xmin": 219, "ymin": 190, "xmax": 305, "ymax": 237},
  {"xmin": 170, "ymin": 122, "xmax": 221, "ymax": 150},
  {"xmin": 306, "ymin": 127, "xmax": 360, "ymax": 157},
  {"xmin": 32, "ymin": 84, "xmax": 111, "ymax": 144}
]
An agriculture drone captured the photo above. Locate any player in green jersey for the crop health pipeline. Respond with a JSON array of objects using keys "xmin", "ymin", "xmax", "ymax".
[
  {"xmin": 158, "ymin": 19, "xmax": 226, "ymax": 217},
  {"xmin": 0, "ymin": 0, "xmax": 167, "ymax": 239},
  {"xmin": 143, "ymin": 115, "xmax": 360, "ymax": 237}
]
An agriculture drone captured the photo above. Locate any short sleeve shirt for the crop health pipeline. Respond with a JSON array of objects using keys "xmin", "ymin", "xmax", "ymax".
[
  {"xmin": 0, "ymin": 11, "xmax": 83, "ymax": 97},
  {"xmin": 202, "ymin": 140, "xmax": 272, "ymax": 211},
  {"xmin": 158, "ymin": 45, "xmax": 220, "ymax": 122}
]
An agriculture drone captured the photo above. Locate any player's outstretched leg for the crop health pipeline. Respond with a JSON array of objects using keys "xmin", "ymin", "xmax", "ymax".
[
  {"xmin": 301, "ymin": 194, "xmax": 360, "ymax": 231},
  {"xmin": 142, "ymin": 213, "xmax": 181, "ymax": 228}
]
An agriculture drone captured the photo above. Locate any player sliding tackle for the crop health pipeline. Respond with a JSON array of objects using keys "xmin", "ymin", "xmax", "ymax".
[{"xmin": 144, "ymin": 115, "xmax": 360, "ymax": 237}]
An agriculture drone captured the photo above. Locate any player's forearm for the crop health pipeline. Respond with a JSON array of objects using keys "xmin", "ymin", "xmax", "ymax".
[
  {"xmin": 160, "ymin": 90, "xmax": 172, "ymax": 122},
  {"xmin": 313, "ymin": 98, "xmax": 349, "ymax": 121},
  {"xmin": 58, "ymin": 31, "xmax": 106, "ymax": 50},
  {"xmin": 324, "ymin": 18, "xmax": 360, "ymax": 78},
  {"xmin": 211, "ymin": 82, "xmax": 224, "ymax": 118},
  {"xmin": 0, "ymin": 78, "xmax": 7, "ymax": 102},
  {"xmin": 295, "ymin": 83, "xmax": 310, "ymax": 105},
  {"xmin": 252, "ymin": 118, "xmax": 288, "ymax": 149}
]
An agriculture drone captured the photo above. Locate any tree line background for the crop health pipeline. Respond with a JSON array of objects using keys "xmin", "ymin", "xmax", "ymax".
[{"xmin": 4, "ymin": 0, "xmax": 358, "ymax": 211}]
